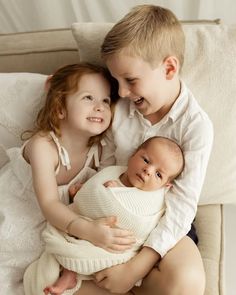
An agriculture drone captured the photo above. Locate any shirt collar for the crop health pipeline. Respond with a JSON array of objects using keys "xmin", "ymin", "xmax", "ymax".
[{"xmin": 128, "ymin": 79, "xmax": 188, "ymax": 123}]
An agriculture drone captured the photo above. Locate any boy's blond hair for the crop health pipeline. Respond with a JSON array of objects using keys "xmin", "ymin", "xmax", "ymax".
[{"xmin": 101, "ymin": 5, "xmax": 185, "ymax": 69}]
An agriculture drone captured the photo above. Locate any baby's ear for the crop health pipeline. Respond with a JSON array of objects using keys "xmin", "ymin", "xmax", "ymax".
[{"xmin": 165, "ymin": 182, "xmax": 173, "ymax": 188}]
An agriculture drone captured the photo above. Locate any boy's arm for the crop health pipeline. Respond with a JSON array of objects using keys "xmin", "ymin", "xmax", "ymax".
[
  {"xmin": 95, "ymin": 115, "xmax": 213, "ymax": 293},
  {"xmin": 95, "ymin": 247, "xmax": 160, "ymax": 293},
  {"xmin": 144, "ymin": 116, "xmax": 214, "ymax": 257}
]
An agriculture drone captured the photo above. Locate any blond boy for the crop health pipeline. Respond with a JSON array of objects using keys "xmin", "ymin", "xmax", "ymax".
[{"xmin": 75, "ymin": 5, "xmax": 213, "ymax": 295}]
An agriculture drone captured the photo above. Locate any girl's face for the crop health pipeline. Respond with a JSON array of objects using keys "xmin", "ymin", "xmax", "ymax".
[{"xmin": 61, "ymin": 73, "xmax": 112, "ymax": 136}]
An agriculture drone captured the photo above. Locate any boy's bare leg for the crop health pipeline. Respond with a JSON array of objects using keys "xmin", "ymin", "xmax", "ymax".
[
  {"xmin": 74, "ymin": 236, "xmax": 204, "ymax": 295},
  {"xmin": 44, "ymin": 269, "xmax": 77, "ymax": 295},
  {"xmin": 133, "ymin": 236, "xmax": 205, "ymax": 295}
]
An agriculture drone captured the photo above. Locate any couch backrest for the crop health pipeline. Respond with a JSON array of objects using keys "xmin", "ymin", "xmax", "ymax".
[{"xmin": 0, "ymin": 29, "xmax": 79, "ymax": 74}]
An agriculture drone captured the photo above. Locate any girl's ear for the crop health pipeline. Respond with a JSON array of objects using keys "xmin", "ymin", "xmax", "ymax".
[
  {"xmin": 163, "ymin": 56, "xmax": 179, "ymax": 80},
  {"xmin": 58, "ymin": 107, "xmax": 66, "ymax": 120},
  {"xmin": 45, "ymin": 75, "xmax": 53, "ymax": 91}
]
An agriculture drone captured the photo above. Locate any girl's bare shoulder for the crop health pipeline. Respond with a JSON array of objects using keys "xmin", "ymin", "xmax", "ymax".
[{"xmin": 24, "ymin": 132, "xmax": 57, "ymax": 163}]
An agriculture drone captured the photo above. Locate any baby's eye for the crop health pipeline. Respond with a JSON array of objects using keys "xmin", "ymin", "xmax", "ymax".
[
  {"xmin": 142, "ymin": 156, "xmax": 149, "ymax": 164},
  {"xmin": 103, "ymin": 97, "xmax": 111, "ymax": 105},
  {"xmin": 156, "ymin": 171, "xmax": 162, "ymax": 179}
]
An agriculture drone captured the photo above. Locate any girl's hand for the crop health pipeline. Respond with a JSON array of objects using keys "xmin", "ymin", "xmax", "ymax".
[{"xmin": 86, "ymin": 216, "xmax": 136, "ymax": 252}]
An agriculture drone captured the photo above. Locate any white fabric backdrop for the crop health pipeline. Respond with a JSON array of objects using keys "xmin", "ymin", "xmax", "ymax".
[{"xmin": 0, "ymin": 0, "xmax": 235, "ymax": 34}]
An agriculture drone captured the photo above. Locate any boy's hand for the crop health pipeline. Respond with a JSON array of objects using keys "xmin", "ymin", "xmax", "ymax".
[
  {"xmin": 94, "ymin": 247, "xmax": 160, "ymax": 293},
  {"xmin": 87, "ymin": 216, "xmax": 136, "ymax": 252},
  {"xmin": 94, "ymin": 262, "xmax": 137, "ymax": 293}
]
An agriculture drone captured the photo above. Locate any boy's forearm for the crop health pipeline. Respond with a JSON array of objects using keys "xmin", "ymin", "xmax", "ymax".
[{"xmin": 128, "ymin": 246, "xmax": 160, "ymax": 280}]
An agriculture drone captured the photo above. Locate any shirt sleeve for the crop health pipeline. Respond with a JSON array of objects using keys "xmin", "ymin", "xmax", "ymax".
[{"xmin": 144, "ymin": 114, "xmax": 214, "ymax": 257}]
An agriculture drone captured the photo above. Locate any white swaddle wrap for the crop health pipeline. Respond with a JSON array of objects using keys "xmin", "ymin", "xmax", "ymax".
[{"xmin": 24, "ymin": 166, "xmax": 165, "ymax": 294}]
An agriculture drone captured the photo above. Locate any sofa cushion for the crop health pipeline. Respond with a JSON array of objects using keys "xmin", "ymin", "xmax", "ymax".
[
  {"xmin": 71, "ymin": 22, "xmax": 236, "ymax": 206},
  {"xmin": 0, "ymin": 73, "xmax": 47, "ymax": 150}
]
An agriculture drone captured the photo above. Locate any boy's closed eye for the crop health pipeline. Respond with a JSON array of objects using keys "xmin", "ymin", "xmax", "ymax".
[{"xmin": 125, "ymin": 78, "xmax": 137, "ymax": 84}]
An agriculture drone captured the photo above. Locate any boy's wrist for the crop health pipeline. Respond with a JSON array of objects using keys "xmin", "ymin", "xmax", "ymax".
[{"xmin": 128, "ymin": 246, "xmax": 161, "ymax": 280}]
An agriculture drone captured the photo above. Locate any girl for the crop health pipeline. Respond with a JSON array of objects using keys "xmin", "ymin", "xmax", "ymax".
[{"xmin": 0, "ymin": 63, "xmax": 134, "ymax": 294}]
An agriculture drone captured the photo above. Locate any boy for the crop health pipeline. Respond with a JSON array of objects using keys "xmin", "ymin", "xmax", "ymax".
[
  {"xmin": 75, "ymin": 4, "xmax": 213, "ymax": 295},
  {"xmin": 40, "ymin": 136, "xmax": 184, "ymax": 295}
]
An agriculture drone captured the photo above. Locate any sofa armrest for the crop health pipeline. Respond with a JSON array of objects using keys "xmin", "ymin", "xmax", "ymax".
[{"xmin": 195, "ymin": 204, "xmax": 224, "ymax": 295}]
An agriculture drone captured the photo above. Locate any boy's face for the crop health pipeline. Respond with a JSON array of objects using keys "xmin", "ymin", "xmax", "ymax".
[
  {"xmin": 106, "ymin": 52, "xmax": 179, "ymax": 123},
  {"xmin": 123, "ymin": 140, "xmax": 180, "ymax": 191}
]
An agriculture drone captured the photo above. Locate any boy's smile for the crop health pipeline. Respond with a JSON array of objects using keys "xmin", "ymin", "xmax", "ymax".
[{"xmin": 106, "ymin": 52, "xmax": 180, "ymax": 124}]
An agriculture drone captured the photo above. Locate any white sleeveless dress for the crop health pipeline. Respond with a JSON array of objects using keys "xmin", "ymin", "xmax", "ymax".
[{"xmin": 0, "ymin": 132, "xmax": 100, "ymax": 295}]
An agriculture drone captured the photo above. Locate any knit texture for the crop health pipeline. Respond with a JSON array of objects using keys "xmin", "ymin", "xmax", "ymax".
[{"xmin": 24, "ymin": 166, "xmax": 165, "ymax": 294}]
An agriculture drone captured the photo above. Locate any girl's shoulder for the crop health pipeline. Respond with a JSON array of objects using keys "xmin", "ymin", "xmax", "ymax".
[{"xmin": 23, "ymin": 132, "xmax": 57, "ymax": 164}]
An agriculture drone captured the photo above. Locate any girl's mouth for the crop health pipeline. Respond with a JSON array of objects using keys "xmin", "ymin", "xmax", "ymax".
[{"xmin": 87, "ymin": 117, "xmax": 103, "ymax": 123}]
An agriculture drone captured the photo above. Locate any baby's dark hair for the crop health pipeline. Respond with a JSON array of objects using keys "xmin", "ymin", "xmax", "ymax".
[{"xmin": 138, "ymin": 136, "xmax": 185, "ymax": 180}]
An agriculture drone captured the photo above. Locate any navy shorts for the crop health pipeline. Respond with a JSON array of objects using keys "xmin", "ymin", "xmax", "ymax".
[{"xmin": 187, "ymin": 223, "xmax": 198, "ymax": 245}]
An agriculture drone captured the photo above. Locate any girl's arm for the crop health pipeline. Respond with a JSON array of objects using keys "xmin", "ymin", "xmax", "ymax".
[{"xmin": 26, "ymin": 135, "xmax": 135, "ymax": 252}]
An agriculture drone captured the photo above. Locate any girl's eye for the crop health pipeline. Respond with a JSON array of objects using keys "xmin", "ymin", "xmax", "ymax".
[
  {"xmin": 103, "ymin": 97, "xmax": 111, "ymax": 105},
  {"xmin": 84, "ymin": 95, "xmax": 93, "ymax": 100},
  {"xmin": 156, "ymin": 171, "xmax": 162, "ymax": 179}
]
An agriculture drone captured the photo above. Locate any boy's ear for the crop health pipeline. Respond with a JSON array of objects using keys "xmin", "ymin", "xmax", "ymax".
[{"xmin": 163, "ymin": 56, "xmax": 179, "ymax": 80}]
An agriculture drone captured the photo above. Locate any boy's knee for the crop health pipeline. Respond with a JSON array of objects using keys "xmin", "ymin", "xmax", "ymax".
[{"xmin": 165, "ymin": 265, "xmax": 205, "ymax": 295}]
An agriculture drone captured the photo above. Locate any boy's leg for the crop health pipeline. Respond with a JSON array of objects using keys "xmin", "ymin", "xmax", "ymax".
[
  {"xmin": 74, "ymin": 236, "xmax": 205, "ymax": 295},
  {"xmin": 133, "ymin": 236, "xmax": 205, "ymax": 295}
]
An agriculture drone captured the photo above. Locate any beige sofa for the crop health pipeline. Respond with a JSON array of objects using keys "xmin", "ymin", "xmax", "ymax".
[{"xmin": 1, "ymin": 21, "xmax": 236, "ymax": 295}]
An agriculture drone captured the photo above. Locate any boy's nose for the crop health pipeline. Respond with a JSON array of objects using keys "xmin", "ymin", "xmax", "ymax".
[{"xmin": 118, "ymin": 86, "xmax": 131, "ymax": 98}]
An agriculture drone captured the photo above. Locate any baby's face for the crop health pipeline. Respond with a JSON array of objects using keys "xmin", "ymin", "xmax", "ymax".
[{"xmin": 125, "ymin": 140, "xmax": 180, "ymax": 191}]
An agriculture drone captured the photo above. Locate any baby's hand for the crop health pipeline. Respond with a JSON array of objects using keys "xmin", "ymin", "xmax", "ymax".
[
  {"xmin": 68, "ymin": 181, "xmax": 83, "ymax": 199},
  {"xmin": 87, "ymin": 216, "xmax": 136, "ymax": 253},
  {"xmin": 103, "ymin": 180, "xmax": 121, "ymax": 188}
]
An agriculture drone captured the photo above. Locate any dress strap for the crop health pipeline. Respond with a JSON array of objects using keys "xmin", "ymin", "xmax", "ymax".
[
  {"xmin": 84, "ymin": 139, "xmax": 106, "ymax": 169},
  {"xmin": 49, "ymin": 131, "xmax": 71, "ymax": 174}
]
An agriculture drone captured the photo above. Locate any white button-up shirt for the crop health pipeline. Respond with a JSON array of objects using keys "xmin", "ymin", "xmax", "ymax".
[{"xmin": 100, "ymin": 81, "xmax": 214, "ymax": 257}]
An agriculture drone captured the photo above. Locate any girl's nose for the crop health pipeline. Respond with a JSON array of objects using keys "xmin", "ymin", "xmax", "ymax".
[{"xmin": 94, "ymin": 102, "xmax": 104, "ymax": 112}]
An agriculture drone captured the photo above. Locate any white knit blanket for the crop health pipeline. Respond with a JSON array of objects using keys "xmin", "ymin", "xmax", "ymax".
[{"xmin": 24, "ymin": 166, "xmax": 165, "ymax": 294}]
